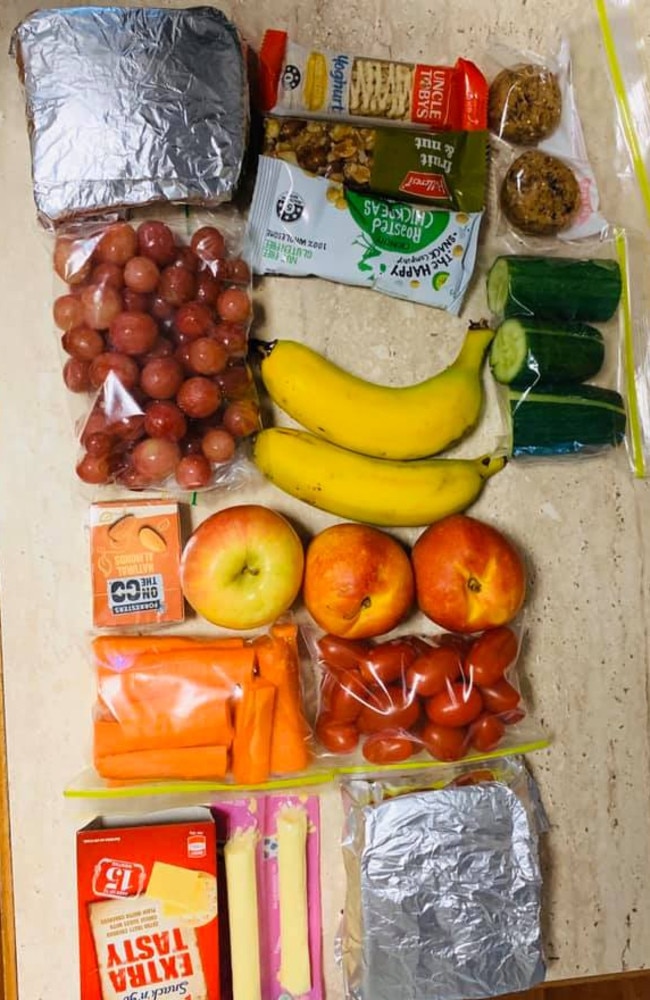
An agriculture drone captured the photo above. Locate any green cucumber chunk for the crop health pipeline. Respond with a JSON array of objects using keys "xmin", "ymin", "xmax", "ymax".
[
  {"xmin": 509, "ymin": 384, "xmax": 626, "ymax": 456},
  {"xmin": 490, "ymin": 318, "xmax": 605, "ymax": 387},
  {"xmin": 487, "ymin": 256, "xmax": 622, "ymax": 322}
]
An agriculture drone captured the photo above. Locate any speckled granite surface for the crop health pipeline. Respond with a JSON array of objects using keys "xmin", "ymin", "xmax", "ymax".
[{"xmin": 1, "ymin": 1, "xmax": 650, "ymax": 996}]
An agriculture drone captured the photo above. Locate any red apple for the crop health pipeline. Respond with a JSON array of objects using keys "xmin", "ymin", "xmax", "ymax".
[
  {"xmin": 180, "ymin": 504, "xmax": 304, "ymax": 629},
  {"xmin": 412, "ymin": 514, "xmax": 526, "ymax": 633},
  {"xmin": 303, "ymin": 523, "xmax": 414, "ymax": 639}
]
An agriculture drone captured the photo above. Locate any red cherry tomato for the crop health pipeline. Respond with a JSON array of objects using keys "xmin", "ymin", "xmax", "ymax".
[
  {"xmin": 453, "ymin": 769, "xmax": 497, "ymax": 787},
  {"xmin": 421, "ymin": 722, "xmax": 468, "ymax": 762},
  {"xmin": 315, "ymin": 714, "xmax": 358, "ymax": 754},
  {"xmin": 406, "ymin": 647, "xmax": 462, "ymax": 697},
  {"xmin": 360, "ymin": 640, "xmax": 418, "ymax": 686},
  {"xmin": 425, "ymin": 683, "xmax": 483, "ymax": 728},
  {"xmin": 323, "ymin": 672, "xmax": 365, "ymax": 724},
  {"xmin": 357, "ymin": 685, "xmax": 420, "ymax": 735},
  {"xmin": 501, "ymin": 707, "xmax": 526, "ymax": 725},
  {"xmin": 470, "ymin": 713, "xmax": 506, "ymax": 752},
  {"xmin": 362, "ymin": 732, "xmax": 415, "ymax": 765},
  {"xmin": 467, "ymin": 627, "xmax": 518, "ymax": 687},
  {"xmin": 480, "ymin": 679, "xmax": 521, "ymax": 715},
  {"xmin": 317, "ymin": 635, "xmax": 369, "ymax": 674}
]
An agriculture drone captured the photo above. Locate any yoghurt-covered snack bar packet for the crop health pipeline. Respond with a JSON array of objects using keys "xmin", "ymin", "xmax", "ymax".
[
  {"xmin": 262, "ymin": 117, "xmax": 488, "ymax": 212},
  {"xmin": 246, "ymin": 157, "xmax": 483, "ymax": 314},
  {"xmin": 259, "ymin": 29, "xmax": 488, "ymax": 131}
]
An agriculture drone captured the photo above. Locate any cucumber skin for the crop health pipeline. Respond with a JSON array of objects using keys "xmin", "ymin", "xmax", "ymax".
[
  {"xmin": 490, "ymin": 256, "xmax": 622, "ymax": 322},
  {"xmin": 509, "ymin": 385, "xmax": 626, "ymax": 456},
  {"xmin": 490, "ymin": 319, "xmax": 605, "ymax": 388}
]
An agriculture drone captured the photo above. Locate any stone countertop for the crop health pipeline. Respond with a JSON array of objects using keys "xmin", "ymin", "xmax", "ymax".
[{"xmin": 1, "ymin": 0, "xmax": 650, "ymax": 996}]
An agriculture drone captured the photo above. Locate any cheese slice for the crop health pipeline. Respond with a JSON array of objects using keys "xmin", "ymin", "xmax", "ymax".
[
  {"xmin": 144, "ymin": 861, "xmax": 207, "ymax": 918},
  {"xmin": 278, "ymin": 807, "xmax": 311, "ymax": 996},
  {"xmin": 225, "ymin": 829, "xmax": 261, "ymax": 1000}
]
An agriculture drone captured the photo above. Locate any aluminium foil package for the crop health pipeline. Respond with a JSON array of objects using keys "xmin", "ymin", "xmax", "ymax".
[
  {"xmin": 11, "ymin": 6, "xmax": 249, "ymax": 228},
  {"xmin": 340, "ymin": 761, "xmax": 547, "ymax": 1000}
]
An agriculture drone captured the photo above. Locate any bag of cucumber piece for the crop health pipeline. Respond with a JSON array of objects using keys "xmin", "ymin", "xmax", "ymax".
[{"xmin": 485, "ymin": 228, "xmax": 646, "ymax": 472}]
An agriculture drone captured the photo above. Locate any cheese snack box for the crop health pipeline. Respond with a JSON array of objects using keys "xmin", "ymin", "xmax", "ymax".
[{"xmin": 77, "ymin": 808, "xmax": 219, "ymax": 1000}]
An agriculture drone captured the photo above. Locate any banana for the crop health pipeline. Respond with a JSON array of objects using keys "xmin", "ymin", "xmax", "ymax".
[
  {"xmin": 255, "ymin": 322, "xmax": 494, "ymax": 460},
  {"xmin": 252, "ymin": 427, "xmax": 506, "ymax": 527}
]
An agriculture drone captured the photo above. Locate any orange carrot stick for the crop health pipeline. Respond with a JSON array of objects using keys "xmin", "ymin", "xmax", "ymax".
[
  {"xmin": 92, "ymin": 635, "xmax": 246, "ymax": 673},
  {"xmin": 255, "ymin": 624, "xmax": 311, "ymax": 774},
  {"xmin": 231, "ymin": 678, "xmax": 276, "ymax": 785},
  {"xmin": 95, "ymin": 745, "xmax": 229, "ymax": 781}
]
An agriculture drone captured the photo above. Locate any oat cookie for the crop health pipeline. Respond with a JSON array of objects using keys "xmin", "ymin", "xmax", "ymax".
[
  {"xmin": 489, "ymin": 64, "xmax": 562, "ymax": 144},
  {"xmin": 500, "ymin": 150, "xmax": 580, "ymax": 236}
]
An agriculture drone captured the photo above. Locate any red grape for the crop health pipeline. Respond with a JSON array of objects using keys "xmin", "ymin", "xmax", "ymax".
[
  {"xmin": 216, "ymin": 363, "xmax": 254, "ymax": 400},
  {"xmin": 107, "ymin": 414, "xmax": 146, "ymax": 442},
  {"xmin": 76, "ymin": 453, "xmax": 112, "ymax": 484},
  {"xmin": 223, "ymin": 399, "xmax": 259, "ymax": 437},
  {"xmin": 151, "ymin": 295, "xmax": 175, "ymax": 322},
  {"xmin": 81, "ymin": 408, "xmax": 109, "ymax": 443},
  {"xmin": 175, "ymin": 454, "xmax": 212, "ymax": 489},
  {"xmin": 124, "ymin": 256, "xmax": 160, "ymax": 293},
  {"xmin": 53, "ymin": 294, "xmax": 84, "ymax": 330},
  {"xmin": 191, "ymin": 226, "xmax": 226, "ymax": 263},
  {"xmin": 132, "ymin": 437, "xmax": 181, "ymax": 482},
  {"xmin": 91, "ymin": 262, "xmax": 124, "ymax": 290},
  {"xmin": 188, "ymin": 337, "xmax": 228, "ymax": 376},
  {"xmin": 116, "ymin": 462, "xmax": 149, "ymax": 490},
  {"xmin": 62, "ymin": 326, "xmax": 105, "ymax": 361},
  {"xmin": 63, "ymin": 358, "xmax": 91, "ymax": 393},
  {"xmin": 53, "ymin": 236, "xmax": 92, "ymax": 285},
  {"xmin": 176, "ymin": 377, "xmax": 222, "ymax": 418},
  {"xmin": 140, "ymin": 357, "xmax": 184, "ymax": 399},
  {"xmin": 137, "ymin": 221, "xmax": 176, "ymax": 266},
  {"xmin": 123, "ymin": 288, "xmax": 151, "ymax": 312},
  {"xmin": 84, "ymin": 431, "xmax": 114, "ymax": 457},
  {"xmin": 174, "ymin": 343, "xmax": 194, "ymax": 371},
  {"xmin": 202, "ymin": 427, "xmax": 236, "ymax": 463},
  {"xmin": 195, "ymin": 271, "xmax": 221, "ymax": 306},
  {"xmin": 81, "ymin": 284, "xmax": 123, "ymax": 329},
  {"xmin": 228, "ymin": 258, "xmax": 251, "ymax": 284},
  {"xmin": 109, "ymin": 312, "xmax": 158, "ymax": 355},
  {"xmin": 216, "ymin": 287, "xmax": 251, "ymax": 323},
  {"xmin": 182, "ymin": 434, "xmax": 204, "ymax": 455},
  {"xmin": 159, "ymin": 265, "xmax": 196, "ymax": 306},
  {"xmin": 174, "ymin": 247, "xmax": 200, "ymax": 272},
  {"xmin": 174, "ymin": 301, "xmax": 212, "ymax": 338},
  {"xmin": 89, "ymin": 352, "xmax": 139, "ymax": 390},
  {"xmin": 144, "ymin": 401, "xmax": 187, "ymax": 441},
  {"xmin": 144, "ymin": 337, "xmax": 174, "ymax": 360},
  {"xmin": 96, "ymin": 223, "xmax": 137, "ymax": 266},
  {"xmin": 210, "ymin": 322, "xmax": 247, "ymax": 358}
]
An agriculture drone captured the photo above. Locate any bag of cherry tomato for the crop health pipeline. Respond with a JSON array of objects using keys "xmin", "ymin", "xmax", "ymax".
[
  {"xmin": 307, "ymin": 622, "xmax": 548, "ymax": 771},
  {"xmin": 51, "ymin": 212, "xmax": 261, "ymax": 492}
]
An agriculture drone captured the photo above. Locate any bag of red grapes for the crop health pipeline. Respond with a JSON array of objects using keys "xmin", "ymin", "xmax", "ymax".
[{"xmin": 52, "ymin": 211, "xmax": 260, "ymax": 492}]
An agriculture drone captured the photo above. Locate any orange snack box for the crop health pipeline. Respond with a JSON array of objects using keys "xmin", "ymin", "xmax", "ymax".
[
  {"xmin": 90, "ymin": 499, "xmax": 184, "ymax": 628},
  {"xmin": 77, "ymin": 807, "xmax": 219, "ymax": 1000}
]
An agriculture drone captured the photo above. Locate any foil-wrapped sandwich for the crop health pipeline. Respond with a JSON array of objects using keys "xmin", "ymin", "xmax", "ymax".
[{"xmin": 11, "ymin": 6, "xmax": 249, "ymax": 228}]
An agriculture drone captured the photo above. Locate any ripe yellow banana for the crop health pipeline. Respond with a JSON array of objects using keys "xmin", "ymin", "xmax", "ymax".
[
  {"xmin": 253, "ymin": 427, "xmax": 506, "ymax": 527},
  {"xmin": 256, "ymin": 323, "xmax": 494, "ymax": 460}
]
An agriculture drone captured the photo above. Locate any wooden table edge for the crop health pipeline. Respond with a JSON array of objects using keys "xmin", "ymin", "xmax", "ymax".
[{"xmin": 0, "ymin": 635, "xmax": 18, "ymax": 1000}]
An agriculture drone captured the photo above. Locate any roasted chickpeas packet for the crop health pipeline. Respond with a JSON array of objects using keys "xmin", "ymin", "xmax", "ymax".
[{"xmin": 246, "ymin": 156, "xmax": 483, "ymax": 315}]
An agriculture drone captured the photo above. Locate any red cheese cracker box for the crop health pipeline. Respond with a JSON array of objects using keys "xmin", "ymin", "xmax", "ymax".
[{"xmin": 77, "ymin": 808, "xmax": 219, "ymax": 1000}]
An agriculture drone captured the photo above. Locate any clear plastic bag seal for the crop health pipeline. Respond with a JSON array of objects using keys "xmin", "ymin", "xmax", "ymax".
[{"xmin": 49, "ymin": 210, "xmax": 261, "ymax": 494}]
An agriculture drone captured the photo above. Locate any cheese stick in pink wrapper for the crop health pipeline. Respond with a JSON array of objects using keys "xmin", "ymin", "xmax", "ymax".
[{"xmin": 259, "ymin": 29, "xmax": 488, "ymax": 131}]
